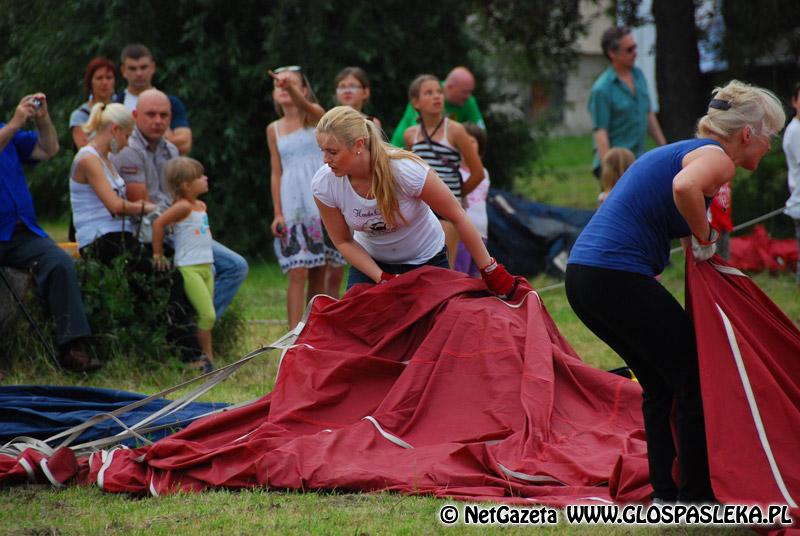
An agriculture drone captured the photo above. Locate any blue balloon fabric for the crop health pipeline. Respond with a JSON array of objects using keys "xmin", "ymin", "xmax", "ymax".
[{"xmin": 0, "ymin": 385, "xmax": 226, "ymax": 446}]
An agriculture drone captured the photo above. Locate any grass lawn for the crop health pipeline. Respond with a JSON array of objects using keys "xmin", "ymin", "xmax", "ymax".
[{"xmin": 1, "ymin": 135, "xmax": 797, "ymax": 535}]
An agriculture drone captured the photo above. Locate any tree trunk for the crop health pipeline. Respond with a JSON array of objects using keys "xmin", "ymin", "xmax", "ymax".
[{"xmin": 652, "ymin": 0, "xmax": 704, "ymax": 141}]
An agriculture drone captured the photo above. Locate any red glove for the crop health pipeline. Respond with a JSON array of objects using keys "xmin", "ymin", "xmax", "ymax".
[
  {"xmin": 480, "ymin": 258, "xmax": 517, "ymax": 298},
  {"xmin": 379, "ymin": 271, "xmax": 397, "ymax": 284}
]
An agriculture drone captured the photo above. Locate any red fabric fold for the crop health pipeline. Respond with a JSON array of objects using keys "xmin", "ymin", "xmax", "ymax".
[{"xmin": 687, "ymin": 255, "xmax": 800, "ymax": 532}]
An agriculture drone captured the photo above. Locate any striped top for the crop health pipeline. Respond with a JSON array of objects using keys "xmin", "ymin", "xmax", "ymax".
[{"xmin": 410, "ymin": 119, "xmax": 462, "ymax": 199}]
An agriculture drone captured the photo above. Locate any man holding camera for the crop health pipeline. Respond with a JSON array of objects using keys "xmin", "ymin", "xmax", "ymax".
[{"xmin": 0, "ymin": 94, "xmax": 99, "ymax": 372}]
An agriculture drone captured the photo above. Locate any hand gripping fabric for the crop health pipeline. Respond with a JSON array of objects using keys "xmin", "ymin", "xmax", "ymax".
[
  {"xmin": 480, "ymin": 257, "xmax": 517, "ymax": 298},
  {"xmin": 691, "ymin": 227, "xmax": 719, "ymax": 262}
]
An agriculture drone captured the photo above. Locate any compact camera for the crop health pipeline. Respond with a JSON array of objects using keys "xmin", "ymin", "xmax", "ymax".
[{"xmin": 30, "ymin": 97, "xmax": 43, "ymax": 111}]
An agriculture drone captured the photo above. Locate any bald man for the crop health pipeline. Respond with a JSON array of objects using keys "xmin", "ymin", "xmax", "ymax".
[
  {"xmin": 390, "ymin": 66, "xmax": 485, "ymax": 147},
  {"xmin": 111, "ymin": 89, "xmax": 248, "ymax": 319}
]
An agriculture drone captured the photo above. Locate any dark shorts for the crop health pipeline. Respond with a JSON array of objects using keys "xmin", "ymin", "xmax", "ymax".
[{"xmin": 346, "ymin": 247, "xmax": 449, "ymax": 289}]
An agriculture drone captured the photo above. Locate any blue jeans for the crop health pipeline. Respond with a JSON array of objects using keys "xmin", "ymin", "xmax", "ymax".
[
  {"xmin": 211, "ymin": 240, "xmax": 248, "ymax": 317},
  {"xmin": 346, "ymin": 247, "xmax": 449, "ymax": 289},
  {"xmin": 1, "ymin": 225, "xmax": 91, "ymax": 346}
]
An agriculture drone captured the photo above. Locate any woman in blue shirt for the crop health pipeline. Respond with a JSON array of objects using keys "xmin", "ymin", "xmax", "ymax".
[{"xmin": 565, "ymin": 80, "xmax": 784, "ymax": 503}]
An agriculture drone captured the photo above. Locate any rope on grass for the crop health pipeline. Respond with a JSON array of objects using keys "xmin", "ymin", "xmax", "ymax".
[{"xmin": 0, "ymin": 295, "xmax": 332, "ymax": 459}]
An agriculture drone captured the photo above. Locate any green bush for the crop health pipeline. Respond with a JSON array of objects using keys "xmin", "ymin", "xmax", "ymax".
[
  {"xmin": 2, "ymin": 254, "xmax": 246, "ymax": 370},
  {"xmin": 0, "ymin": 1, "xmax": 588, "ymax": 259},
  {"xmin": 1, "ymin": 280, "xmax": 56, "ymax": 373},
  {"xmin": 75, "ymin": 254, "xmax": 176, "ymax": 362},
  {"xmin": 733, "ymin": 143, "xmax": 795, "ymax": 238}
]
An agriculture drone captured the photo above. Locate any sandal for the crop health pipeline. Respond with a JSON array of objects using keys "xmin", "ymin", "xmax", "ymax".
[{"xmin": 185, "ymin": 354, "xmax": 214, "ymax": 374}]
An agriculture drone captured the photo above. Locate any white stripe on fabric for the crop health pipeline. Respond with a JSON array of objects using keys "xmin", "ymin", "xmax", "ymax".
[
  {"xmin": 362, "ymin": 416, "xmax": 414, "ymax": 449},
  {"xmin": 494, "ymin": 291, "xmax": 538, "ymax": 309},
  {"xmin": 149, "ymin": 479, "xmax": 159, "ymax": 497},
  {"xmin": 97, "ymin": 449, "xmax": 116, "ymax": 491},
  {"xmin": 716, "ymin": 304, "xmax": 798, "ymax": 508},
  {"xmin": 18, "ymin": 458, "xmax": 35, "ymax": 483},
  {"xmin": 578, "ymin": 496, "xmax": 615, "ymax": 504},
  {"xmin": 710, "ymin": 263, "xmax": 748, "ymax": 277},
  {"xmin": 39, "ymin": 458, "xmax": 65, "ymax": 488},
  {"xmin": 497, "ymin": 463, "xmax": 566, "ymax": 484}
]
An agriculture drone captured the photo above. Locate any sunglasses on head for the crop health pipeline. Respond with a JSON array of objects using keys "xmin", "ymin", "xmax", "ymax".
[{"xmin": 273, "ymin": 65, "xmax": 302, "ymax": 74}]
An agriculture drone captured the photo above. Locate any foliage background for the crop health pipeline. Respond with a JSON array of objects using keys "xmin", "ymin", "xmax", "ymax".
[
  {"xmin": 0, "ymin": 0, "xmax": 589, "ymax": 256},
  {"xmin": 3, "ymin": 0, "xmax": 797, "ymax": 256}
]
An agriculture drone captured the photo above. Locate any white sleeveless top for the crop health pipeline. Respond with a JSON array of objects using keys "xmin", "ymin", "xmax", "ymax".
[
  {"xmin": 173, "ymin": 206, "xmax": 214, "ymax": 267},
  {"xmin": 69, "ymin": 146, "xmax": 130, "ymax": 248}
]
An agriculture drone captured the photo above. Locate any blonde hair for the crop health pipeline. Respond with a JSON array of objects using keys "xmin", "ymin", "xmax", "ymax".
[
  {"xmin": 601, "ymin": 147, "xmax": 635, "ymax": 193},
  {"xmin": 316, "ymin": 106, "xmax": 425, "ymax": 229},
  {"xmin": 82, "ymin": 102, "xmax": 133, "ymax": 134},
  {"xmin": 697, "ymin": 80, "xmax": 785, "ymax": 139},
  {"xmin": 165, "ymin": 157, "xmax": 204, "ymax": 196}
]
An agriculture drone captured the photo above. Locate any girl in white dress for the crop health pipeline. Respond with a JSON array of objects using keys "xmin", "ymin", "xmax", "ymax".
[{"xmin": 267, "ymin": 66, "xmax": 344, "ymax": 329}]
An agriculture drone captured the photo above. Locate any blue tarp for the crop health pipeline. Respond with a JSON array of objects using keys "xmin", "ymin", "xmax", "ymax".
[
  {"xmin": 0, "ymin": 385, "xmax": 226, "ymax": 445},
  {"xmin": 487, "ymin": 189, "xmax": 595, "ymax": 277}
]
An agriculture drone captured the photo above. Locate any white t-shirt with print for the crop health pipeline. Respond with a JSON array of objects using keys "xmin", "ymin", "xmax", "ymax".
[{"xmin": 312, "ymin": 157, "xmax": 445, "ymax": 264}]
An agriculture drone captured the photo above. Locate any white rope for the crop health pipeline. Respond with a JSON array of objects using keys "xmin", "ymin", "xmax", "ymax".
[
  {"xmin": 362, "ymin": 416, "xmax": 414, "ymax": 449},
  {"xmin": 497, "ymin": 462, "xmax": 565, "ymax": 485},
  {"xmin": 537, "ymin": 203, "xmax": 795, "ymax": 294}
]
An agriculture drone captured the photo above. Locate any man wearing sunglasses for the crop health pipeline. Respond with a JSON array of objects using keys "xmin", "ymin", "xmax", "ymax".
[{"xmin": 588, "ymin": 26, "xmax": 666, "ymax": 178}]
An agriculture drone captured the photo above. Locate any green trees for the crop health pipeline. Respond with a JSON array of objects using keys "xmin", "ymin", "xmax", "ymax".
[{"xmin": 1, "ymin": 0, "xmax": 586, "ymax": 255}]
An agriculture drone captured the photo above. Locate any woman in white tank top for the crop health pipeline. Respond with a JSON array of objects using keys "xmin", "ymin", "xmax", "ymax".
[{"xmin": 69, "ymin": 102, "xmax": 155, "ymax": 262}]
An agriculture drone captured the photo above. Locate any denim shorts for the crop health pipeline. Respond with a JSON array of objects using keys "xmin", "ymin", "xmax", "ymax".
[{"xmin": 346, "ymin": 247, "xmax": 449, "ymax": 289}]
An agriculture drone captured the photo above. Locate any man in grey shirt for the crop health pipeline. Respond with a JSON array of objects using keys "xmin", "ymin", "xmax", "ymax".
[{"xmin": 112, "ymin": 90, "xmax": 248, "ymax": 318}]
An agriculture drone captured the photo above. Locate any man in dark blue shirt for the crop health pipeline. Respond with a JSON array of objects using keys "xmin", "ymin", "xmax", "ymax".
[
  {"xmin": 118, "ymin": 43, "xmax": 192, "ymax": 155},
  {"xmin": 0, "ymin": 93, "xmax": 99, "ymax": 372}
]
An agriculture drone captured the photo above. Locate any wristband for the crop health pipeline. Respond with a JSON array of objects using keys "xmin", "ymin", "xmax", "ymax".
[
  {"xmin": 694, "ymin": 227, "xmax": 719, "ymax": 246},
  {"xmin": 480, "ymin": 257, "xmax": 498, "ymax": 274}
]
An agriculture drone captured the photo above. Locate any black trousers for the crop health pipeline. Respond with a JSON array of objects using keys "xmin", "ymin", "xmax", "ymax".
[
  {"xmin": 0, "ymin": 225, "xmax": 91, "ymax": 346},
  {"xmin": 80, "ymin": 232, "xmax": 201, "ymax": 359},
  {"xmin": 565, "ymin": 263, "xmax": 714, "ymax": 502}
]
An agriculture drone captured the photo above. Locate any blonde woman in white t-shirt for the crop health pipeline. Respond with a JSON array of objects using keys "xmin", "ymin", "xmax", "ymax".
[{"xmin": 311, "ymin": 106, "xmax": 516, "ymax": 297}]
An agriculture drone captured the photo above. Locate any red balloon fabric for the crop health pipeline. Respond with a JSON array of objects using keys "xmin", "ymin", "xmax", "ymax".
[
  {"xmin": 1, "ymin": 268, "xmax": 650, "ymax": 505},
  {"xmin": 2, "ymin": 262, "xmax": 798, "ymax": 532},
  {"xmin": 686, "ymin": 256, "xmax": 800, "ymax": 531},
  {"xmin": 729, "ymin": 224, "xmax": 798, "ymax": 273}
]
